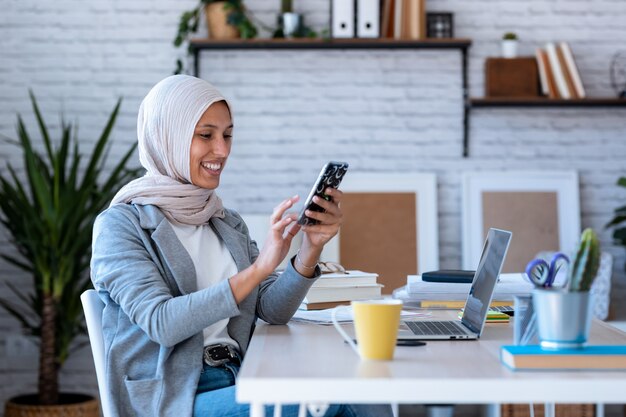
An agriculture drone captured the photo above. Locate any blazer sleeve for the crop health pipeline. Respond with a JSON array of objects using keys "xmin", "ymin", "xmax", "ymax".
[
  {"xmin": 229, "ymin": 210, "xmax": 320, "ymax": 325},
  {"xmin": 90, "ymin": 206, "xmax": 240, "ymax": 348}
]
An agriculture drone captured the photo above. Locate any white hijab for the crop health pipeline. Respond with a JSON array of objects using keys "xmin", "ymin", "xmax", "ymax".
[{"xmin": 110, "ymin": 75, "xmax": 230, "ymax": 225}]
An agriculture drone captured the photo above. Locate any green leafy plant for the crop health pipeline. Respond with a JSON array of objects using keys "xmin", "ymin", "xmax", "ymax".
[
  {"xmin": 606, "ymin": 176, "xmax": 626, "ymax": 270},
  {"xmin": 0, "ymin": 92, "xmax": 140, "ymax": 405},
  {"xmin": 567, "ymin": 228, "xmax": 601, "ymax": 292},
  {"xmin": 502, "ymin": 32, "xmax": 518, "ymax": 40},
  {"xmin": 174, "ymin": 0, "xmax": 258, "ymax": 74}
]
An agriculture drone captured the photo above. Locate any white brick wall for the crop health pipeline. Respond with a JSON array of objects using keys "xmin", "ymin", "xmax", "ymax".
[{"xmin": 0, "ymin": 0, "xmax": 625, "ymax": 412}]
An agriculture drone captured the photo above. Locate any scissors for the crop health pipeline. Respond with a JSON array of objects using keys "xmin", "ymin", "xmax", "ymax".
[{"xmin": 525, "ymin": 252, "xmax": 570, "ymax": 288}]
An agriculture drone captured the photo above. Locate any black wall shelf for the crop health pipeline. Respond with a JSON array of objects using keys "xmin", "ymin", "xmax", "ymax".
[
  {"xmin": 469, "ymin": 97, "xmax": 626, "ymax": 107},
  {"xmin": 189, "ymin": 38, "xmax": 473, "ymax": 156}
]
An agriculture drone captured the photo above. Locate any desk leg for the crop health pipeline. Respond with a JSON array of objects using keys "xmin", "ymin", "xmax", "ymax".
[
  {"xmin": 544, "ymin": 402, "xmax": 555, "ymax": 417},
  {"xmin": 251, "ymin": 402, "xmax": 265, "ymax": 417}
]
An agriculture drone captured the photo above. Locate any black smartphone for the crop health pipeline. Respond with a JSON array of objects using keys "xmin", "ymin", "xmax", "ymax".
[{"xmin": 297, "ymin": 161, "xmax": 349, "ymax": 226}]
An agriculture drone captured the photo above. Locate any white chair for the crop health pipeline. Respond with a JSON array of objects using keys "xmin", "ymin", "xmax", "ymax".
[{"xmin": 81, "ymin": 289, "xmax": 113, "ymax": 417}]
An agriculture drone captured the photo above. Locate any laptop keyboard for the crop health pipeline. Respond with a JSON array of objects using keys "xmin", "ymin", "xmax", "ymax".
[{"xmin": 406, "ymin": 320, "xmax": 468, "ymax": 336}]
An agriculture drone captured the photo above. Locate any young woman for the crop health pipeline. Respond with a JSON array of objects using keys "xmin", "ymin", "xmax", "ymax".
[{"xmin": 90, "ymin": 75, "xmax": 392, "ymax": 417}]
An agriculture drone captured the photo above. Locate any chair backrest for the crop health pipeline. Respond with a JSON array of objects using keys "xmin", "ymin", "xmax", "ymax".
[{"xmin": 81, "ymin": 289, "xmax": 112, "ymax": 417}]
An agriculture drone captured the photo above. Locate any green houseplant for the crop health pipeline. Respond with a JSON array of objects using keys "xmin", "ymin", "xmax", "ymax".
[
  {"xmin": 605, "ymin": 176, "xmax": 626, "ymax": 270},
  {"xmin": 532, "ymin": 228, "xmax": 601, "ymax": 349},
  {"xmin": 0, "ymin": 92, "xmax": 140, "ymax": 414},
  {"xmin": 174, "ymin": 0, "xmax": 258, "ymax": 73}
]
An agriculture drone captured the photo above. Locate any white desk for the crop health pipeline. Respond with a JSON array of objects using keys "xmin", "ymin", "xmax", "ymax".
[{"xmin": 237, "ymin": 312, "xmax": 626, "ymax": 417}]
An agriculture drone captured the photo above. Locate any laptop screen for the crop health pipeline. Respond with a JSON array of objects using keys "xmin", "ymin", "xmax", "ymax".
[{"xmin": 461, "ymin": 228, "xmax": 512, "ymax": 335}]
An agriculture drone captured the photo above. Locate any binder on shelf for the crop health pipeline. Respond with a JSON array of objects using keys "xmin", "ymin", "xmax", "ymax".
[
  {"xmin": 393, "ymin": 0, "xmax": 403, "ymax": 39},
  {"xmin": 356, "ymin": 0, "xmax": 380, "ymax": 38},
  {"xmin": 500, "ymin": 345, "xmax": 626, "ymax": 370},
  {"xmin": 380, "ymin": 0, "xmax": 395, "ymax": 38},
  {"xmin": 331, "ymin": 0, "xmax": 355, "ymax": 38}
]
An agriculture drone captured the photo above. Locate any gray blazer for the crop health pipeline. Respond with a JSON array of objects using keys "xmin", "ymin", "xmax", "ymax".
[{"xmin": 90, "ymin": 204, "xmax": 318, "ymax": 417}]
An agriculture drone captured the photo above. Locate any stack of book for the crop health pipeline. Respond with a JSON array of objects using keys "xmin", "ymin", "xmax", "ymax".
[
  {"xmin": 535, "ymin": 41, "xmax": 586, "ymax": 99},
  {"xmin": 300, "ymin": 270, "xmax": 382, "ymax": 310},
  {"xmin": 380, "ymin": 0, "xmax": 427, "ymax": 40},
  {"xmin": 393, "ymin": 273, "xmax": 533, "ymax": 309}
]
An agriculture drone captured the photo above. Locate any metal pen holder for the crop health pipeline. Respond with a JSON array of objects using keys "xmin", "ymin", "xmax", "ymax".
[
  {"xmin": 532, "ymin": 289, "xmax": 593, "ymax": 349},
  {"xmin": 513, "ymin": 295, "xmax": 537, "ymax": 346}
]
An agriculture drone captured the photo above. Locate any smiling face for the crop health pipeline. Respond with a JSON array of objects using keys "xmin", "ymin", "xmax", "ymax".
[{"xmin": 189, "ymin": 101, "xmax": 233, "ymax": 190}]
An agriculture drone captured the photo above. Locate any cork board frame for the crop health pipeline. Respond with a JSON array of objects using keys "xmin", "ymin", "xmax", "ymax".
[
  {"xmin": 321, "ymin": 173, "xmax": 439, "ymax": 294},
  {"xmin": 461, "ymin": 171, "xmax": 580, "ymax": 273}
]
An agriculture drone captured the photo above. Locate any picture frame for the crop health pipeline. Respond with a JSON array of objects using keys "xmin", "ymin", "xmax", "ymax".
[
  {"xmin": 461, "ymin": 171, "xmax": 580, "ymax": 273},
  {"xmin": 322, "ymin": 173, "xmax": 439, "ymax": 294},
  {"xmin": 426, "ymin": 12, "xmax": 454, "ymax": 39}
]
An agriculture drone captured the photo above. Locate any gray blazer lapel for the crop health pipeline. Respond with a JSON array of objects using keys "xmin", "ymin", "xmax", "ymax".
[{"xmin": 151, "ymin": 218, "xmax": 197, "ymax": 296}]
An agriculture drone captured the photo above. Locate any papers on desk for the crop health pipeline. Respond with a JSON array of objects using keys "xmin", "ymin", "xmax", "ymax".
[{"xmin": 291, "ymin": 307, "xmax": 431, "ymax": 325}]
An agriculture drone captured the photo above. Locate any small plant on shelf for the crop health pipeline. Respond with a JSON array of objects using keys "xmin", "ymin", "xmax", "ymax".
[
  {"xmin": 502, "ymin": 32, "xmax": 518, "ymax": 41},
  {"xmin": 501, "ymin": 32, "xmax": 518, "ymax": 58},
  {"xmin": 173, "ymin": 0, "xmax": 258, "ymax": 73}
]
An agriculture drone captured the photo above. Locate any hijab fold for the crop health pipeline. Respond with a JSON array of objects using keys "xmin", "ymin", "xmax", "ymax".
[{"xmin": 111, "ymin": 75, "xmax": 231, "ymax": 225}]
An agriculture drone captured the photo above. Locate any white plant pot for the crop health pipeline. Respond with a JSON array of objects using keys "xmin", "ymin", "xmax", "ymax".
[
  {"xmin": 282, "ymin": 12, "xmax": 301, "ymax": 38},
  {"xmin": 501, "ymin": 40, "xmax": 518, "ymax": 58}
]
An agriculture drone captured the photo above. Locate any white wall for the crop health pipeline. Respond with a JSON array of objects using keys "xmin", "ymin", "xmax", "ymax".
[{"xmin": 1, "ymin": 0, "xmax": 625, "ymax": 410}]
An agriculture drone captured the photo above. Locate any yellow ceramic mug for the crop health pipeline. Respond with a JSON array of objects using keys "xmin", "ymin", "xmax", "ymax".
[{"xmin": 332, "ymin": 299, "xmax": 403, "ymax": 360}]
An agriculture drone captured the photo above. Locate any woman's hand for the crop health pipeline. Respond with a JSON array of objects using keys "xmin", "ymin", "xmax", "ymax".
[
  {"xmin": 295, "ymin": 188, "xmax": 344, "ymax": 274},
  {"xmin": 253, "ymin": 196, "xmax": 301, "ymax": 277},
  {"xmin": 301, "ymin": 188, "xmax": 343, "ymax": 248}
]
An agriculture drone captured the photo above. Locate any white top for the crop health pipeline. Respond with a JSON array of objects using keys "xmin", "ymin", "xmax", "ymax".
[{"xmin": 170, "ymin": 221, "xmax": 238, "ymax": 349}]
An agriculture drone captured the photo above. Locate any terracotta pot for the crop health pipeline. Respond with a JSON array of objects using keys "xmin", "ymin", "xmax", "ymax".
[
  {"xmin": 205, "ymin": 2, "xmax": 239, "ymax": 39},
  {"xmin": 5, "ymin": 394, "xmax": 99, "ymax": 417}
]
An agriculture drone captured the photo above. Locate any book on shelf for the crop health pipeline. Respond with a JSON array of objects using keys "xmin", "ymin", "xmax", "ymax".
[
  {"xmin": 389, "ymin": 0, "xmax": 426, "ymax": 40},
  {"xmin": 535, "ymin": 48, "xmax": 559, "ymax": 98},
  {"xmin": 559, "ymin": 41, "xmax": 586, "ymax": 98},
  {"xmin": 303, "ymin": 284, "xmax": 383, "ymax": 304},
  {"xmin": 500, "ymin": 345, "xmax": 626, "ymax": 370},
  {"xmin": 312, "ymin": 270, "xmax": 379, "ymax": 287},
  {"xmin": 545, "ymin": 42, "xmax": 571, "ymax": 99},
  {"xmin": 555, "ymin": 43, "xmax": 579, "ymax": 99},
  {"xmin": 380, "ymin": 0, "xmax": 395, "ymax": 38}
]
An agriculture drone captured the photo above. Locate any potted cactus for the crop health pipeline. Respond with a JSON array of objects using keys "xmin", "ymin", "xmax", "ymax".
[{"xmin": 532, "ymin": 228, "xmax": 601, "ymax": 349}]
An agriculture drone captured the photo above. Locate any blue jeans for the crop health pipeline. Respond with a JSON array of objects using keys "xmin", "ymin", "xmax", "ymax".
[{"xmin": 193, "ymin": 362, "xmax": 393, "ymax": 417}]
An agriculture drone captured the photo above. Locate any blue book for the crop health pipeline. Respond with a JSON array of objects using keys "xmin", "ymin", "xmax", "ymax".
[{"xmin": 501, "ymin": 345, "xmax": 626, "ymax": 370}]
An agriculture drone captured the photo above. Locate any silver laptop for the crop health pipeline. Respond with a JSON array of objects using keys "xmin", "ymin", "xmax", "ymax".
[{"xmin": 397, "ymin": 228, "xmax": 512, "ymax": 341}]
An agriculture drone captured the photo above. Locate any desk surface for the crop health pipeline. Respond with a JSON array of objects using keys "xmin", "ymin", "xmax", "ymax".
[{"xmin": 237, "ymin": 312, "xmax": 626, "ymax": 406}]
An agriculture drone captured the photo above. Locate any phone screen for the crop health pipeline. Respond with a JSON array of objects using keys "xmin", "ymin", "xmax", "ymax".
[{"xmin": 297, "ymin": 161, "xmax": 349, "ymax": 226}]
